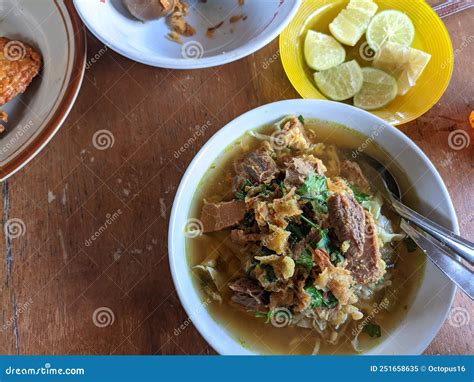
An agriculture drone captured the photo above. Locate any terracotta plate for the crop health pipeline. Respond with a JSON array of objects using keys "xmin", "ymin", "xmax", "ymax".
[{"xmin": 0, "ymin": 0, "xmax": 86, "ymax": 180}]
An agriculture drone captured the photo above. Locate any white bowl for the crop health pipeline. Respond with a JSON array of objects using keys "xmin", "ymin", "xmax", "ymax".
[
  {"xmin": 73, "ymin": 0, "xmax": 301, "ymax": 69},
  {"xmin": 169, "ymin": 99, "xmax": 458, "ymax": 355},
  {"xmin": 0, "ymin": 0, "xmax": 86, "ymax": 181}
]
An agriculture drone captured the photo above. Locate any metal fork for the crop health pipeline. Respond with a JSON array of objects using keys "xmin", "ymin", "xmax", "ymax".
[{"xmin": 433, "ymin": 0, "xmax": 474, "ymax": 19}]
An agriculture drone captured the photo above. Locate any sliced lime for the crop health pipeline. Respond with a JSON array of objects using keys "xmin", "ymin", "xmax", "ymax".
[
  {"xmin": 329, "ymin": 8, "xmax": 373, "ymax": 47},
  {"xmin": 304, "ymin": 30, "xmax": 346, "ymax": 71},
  {"xmin": 373, "ymin": 42, "xmax": 431, "ymax": 95},
  {"xmin": 347, "ymin": 0, "xmax": 378, "ymax": 16},
  {"xmin": 366, "ymin": 10, "xmax": 415, "ymax": 51},
  {"xmin": 314, "ymin": 60, "xmax": 363, "ymax": 101},
  {"xmin": 354, "ymin": 67, "xmax": 398, "ymax": 110}
]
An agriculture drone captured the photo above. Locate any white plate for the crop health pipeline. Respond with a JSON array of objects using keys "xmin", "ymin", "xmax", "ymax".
[
  {"xmin": 168, "ymin": 99, "xmax": 458, "ymax": 355},
  {"xmin": 74, "ymin": 0, "xmax": 301, "ymax": 69},
  {"xmin": 0, "ymin": 0, "xmax": 86, "ymax": 180}
]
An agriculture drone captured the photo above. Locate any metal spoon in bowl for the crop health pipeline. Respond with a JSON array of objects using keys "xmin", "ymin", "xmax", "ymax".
[{"xmin": 344, "ymin": 150, "xmax": 474, "ymax": 300}]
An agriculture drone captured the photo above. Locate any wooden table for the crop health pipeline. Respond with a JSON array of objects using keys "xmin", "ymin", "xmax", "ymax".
[{"xmin": 0, "ymin": 2, "xmax": 472, "ymax": 355}]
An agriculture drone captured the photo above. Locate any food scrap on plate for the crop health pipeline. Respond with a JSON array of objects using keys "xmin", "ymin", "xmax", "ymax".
[
  {"xmin": 122, "ymin": 0, "xmax": 247, "ymax": 44},
  {"xmin": 0, "ymin": 37, "xmax": 42, "ymax": 133}
]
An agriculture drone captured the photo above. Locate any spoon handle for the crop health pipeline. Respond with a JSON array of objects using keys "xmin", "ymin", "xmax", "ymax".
[
  {"xmin": 401, "ymin": 220, "xmax": 473, "ymax": 300},
  {"xmin": 433, "ymin": 0, "xmax": 474, "ymax": 19},
  {"xmin": 391, "ymin": 198, "xmax": 474, "ymax": 266}
]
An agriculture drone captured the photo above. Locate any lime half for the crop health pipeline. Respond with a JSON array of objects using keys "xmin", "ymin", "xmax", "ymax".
[
  {"xmin": 314, "ymin": 60, "xmax": 363, "ymax": 101},
  {"xmin": 366, "ymin": 10, "xmax": 415, "ymax": 51},
  {"xmin": 304, "ymin": 31, "xmax": 346, "ymax": 71},
  {"xmin": 354, "ymin": 68, "xmax": 398, "ymax": 110},
  {"xmin": 373, "ymin": 42, "xmax": 431, "ymax": 95}
]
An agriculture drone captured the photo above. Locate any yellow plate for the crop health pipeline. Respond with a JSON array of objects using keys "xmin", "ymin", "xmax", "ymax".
[{"xmin": 280, "ymin": 0, "xmax": 453, "ymax": 125}]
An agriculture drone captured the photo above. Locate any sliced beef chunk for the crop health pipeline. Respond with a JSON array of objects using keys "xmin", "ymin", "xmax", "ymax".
[
  {"xmin": 233, "ymin": 150, "xmax": 279, "ymax": 192},
  {"xmin": 347, "ymin": 211, "xmax": 385, "ymax": 284},
  {"xmin": 228, "ymin": 277, "xmax": 268, "ymax": 310},
  {"xmin": 283, "ymin": 155, "xmax": 326, "ymax": 188},
  {"xmin": 201, "ymin": 200, "xmax": 246, "ymax": 232},
  {"xmin": 340, "ymin": 160, "xmax": 370, "ymax": 193},
  {"xmin": 327, "ymin": 193, "xmax": 365, "ymax": 259}
]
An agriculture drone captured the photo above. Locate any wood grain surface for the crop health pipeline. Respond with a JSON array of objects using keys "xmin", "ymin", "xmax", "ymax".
[{"xmin": 0, "ymin": 1, "xmax": 472, "ymax": 355}]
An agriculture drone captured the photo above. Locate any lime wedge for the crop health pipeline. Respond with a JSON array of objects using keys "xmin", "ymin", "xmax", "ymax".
[
  {"xmin": 314, "ymin": 60, "xmax": 363, "ymax": 101},
  {"xmin": 329, "ymin": 8, "xmax": 373, "ymax": 46},
  {"xmin": 329, "ymin": 0, "xmax": 377, "ymax": 46},
  {"xmin": 347, "ymin": 0, "xmax": 378, "ymax": 16},
  {"xmin": 354, "ymin": 68, "xmax": 398, "ymax": 110},
  {"xmin": 366, "ymin": 10, "xmax": 415, "ymax": 51},
  {"xmin": 304, "ymin": 31, "xmax": 346, "ymax": 71},
  {"xmin": 373, "ymin": 42, "xmax": 431, "ymax": 95}
]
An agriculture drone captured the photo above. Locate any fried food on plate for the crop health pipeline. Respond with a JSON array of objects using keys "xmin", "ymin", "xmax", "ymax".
[{"xmin": 0, "ymin": 37, "xmax": 42, "ymax": 107}]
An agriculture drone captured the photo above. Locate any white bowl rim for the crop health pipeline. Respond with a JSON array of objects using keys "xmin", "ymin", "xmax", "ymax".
[
  {"xmin": 168, "ymin": 99, "xmax": 458, "ymax": 355},
  {"xmin": 73, "ymin": 0, "xmax": 302, "ymax": 69}
]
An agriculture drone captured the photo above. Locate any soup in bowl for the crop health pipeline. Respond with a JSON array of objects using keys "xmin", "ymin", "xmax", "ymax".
[{"xmin": 168, "ymin": 100, "xmax": 457, "ymax": 355}]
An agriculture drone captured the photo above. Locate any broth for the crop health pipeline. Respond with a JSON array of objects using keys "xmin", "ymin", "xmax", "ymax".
[{"xmin": 188, "ymin": 119, "xmax": 424, "ymax": 355}]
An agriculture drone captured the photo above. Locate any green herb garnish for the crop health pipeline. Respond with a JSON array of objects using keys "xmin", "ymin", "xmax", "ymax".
[
  {"xmin": 349, "ymin": 183, "xmax": 370, "ymax": 204},
  {"xmin": 286, "ymin": 218, "xmax": 312, "ymax": 245},
  {"xmin": 254, "ymin": 310, "xmax": 274, "ymax": 323},
  {"xmin": 330, "ymin": 250, "xmax": 345, "ymax": 265},
  {"xmin": 322, "ymin": 292, "xmax": 338, "ymax": 308},
  {"xmin": 298, "ymin": 171, "xmax": 328, "ymax": 213},
  {"xmin": 235, "ymin": 179, "xmax": 253, "ymax": 200},
  {"xmin": 305, "ymin": 285, "xmax": 323, "ymax": 308},
  {"xmin": 363, "ymin": 322, "xmax": 382, "ymax": 338},
  {"xmin": 261, "ymin": 264, "xmax": 277, "ymax": 283},
  {"xmin": 314, "ymin": 228, "xmax": 330, "ymax": 250},
  {"xmin": 295, "ymin": 249, "xmax": 314, "ymax": 272},
  {"xmin": 279, "ymin": 181, "xmax": 286, "ymax": 196},
  {"xmin": 298, "ymin": 115, "xmax": 305, "ymax": 124},
  {"xmin": 300, "ymin": 215, "xmax": 319, "ymax": 229}
]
